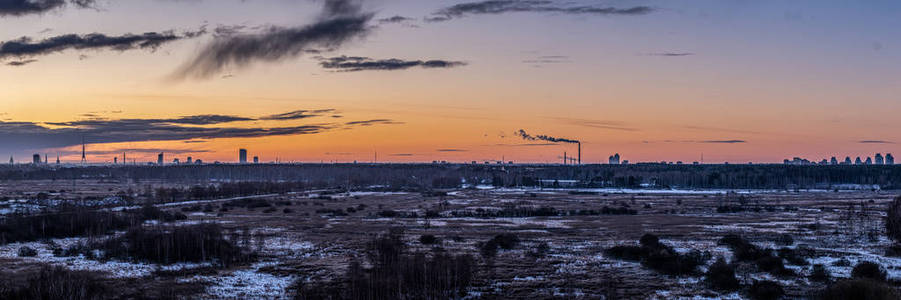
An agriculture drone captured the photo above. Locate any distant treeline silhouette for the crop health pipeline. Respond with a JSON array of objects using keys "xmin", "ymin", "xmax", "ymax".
[{"xmin": 1, "ymin": 163, "xmax": 900, "ymax": 189}]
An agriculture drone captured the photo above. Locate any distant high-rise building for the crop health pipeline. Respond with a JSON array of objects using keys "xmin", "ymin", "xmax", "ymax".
[
  {"xmin": 56, "ymin": 154, "xmax": 60, "ymax": 164},
  {"xmin": 875, "ymin": 153, "xmax": 884, "ymax": 165},
  {"xmin": 114, "ymin": 157, "xmax": 118, "ymax": 164},
  {"xmin": 865, "ymin": 157, "xmax": 872, "ymax": 164},
  {"xmin": 32, "ymin": 154, "xmax": 41, "ymax": 164},
  {"xmin": 239, "ymin": 149, "xmax": 248, "ymax": 163},
  {"xmin": 830, "ymin": 157, "xmax": 838, "ymax": 165},
  {"xmin": 44, "ymin": 154, "xmax": 47, "ymax": 164},
  {"xmin": 253, "ymin": 156, "xmax": 259, "ymax": 163},
  {"xmin": 844, "ymin": 157, "xmax": 852, "ymax": 165},
  {"xmin": 820, "ymin": 159, "xmax": 828, "ymax": 165},
  {"xmin": 8, "ymin": 156, "xmax": 12, "ymax": 164},
  {"xmin": 855, "ymin": 157, "xmax": 863, "ymax": 165},
  {"xmin": 887, "ymin": 153, "xmax": 895, "ymax": 165},
  {"xmin": 173, "ymin": 158, "xmax": 179, "ymax": 164},
  {"xmin": 187, "ymin": 157, "xmax": 193, "ymax": 164},
  {"xmin": 157, "ymin": 153, "xmax": 164, "ymax": 165},
  {"xmin": 608, "ymin": 153, "xmax": 621, "ymax": 164},
  {"xmin": 195, "ymin": 159, "xmax": 203, "ymax": 164}
]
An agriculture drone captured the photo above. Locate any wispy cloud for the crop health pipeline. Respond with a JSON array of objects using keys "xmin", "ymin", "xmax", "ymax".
[
  {"xmin": 436, "ymin": 148, "xmax": 467, "ymax": 152},
  {"xmin": 0, "ymin": 109, "xmax": 401, "ymax": 152},
  {"xmin": 5, "ymin": 59, "xmax": 37, "ymax": 66},
  {"xmin": 317, "ymin": 56, "xmax": 466, "ymax": 72},
  {"xmin": 701, "ymin": 140, "xmax": 746, "ymax": 144},
  {"xmin": 427, "ymin": 1, "xmax": 654, "ymax": 22},
  {"xmin": 0, "ymin": 0, "xmax": 95, "ymax": 17},
  {"xmin": 859, "ymin": 140, "xmax": 894, "ymax": 144},
  {"xmin": 260, "ymin": 109, "xmax": 337, "ymax": 121},
  {"xmin": 0, "ymin": 29, "xmax": 204, "ymax": 60},
  {"xmin": 553, "ymin": 117, "xmax": 636, "ymax": 131},
  {"xmin": 172, "ymin": 0, "xmax": 373, "ymax": 79},
  {"xmin": 647, "ymin": 52, "xmax": 694, "ymax": 57}
]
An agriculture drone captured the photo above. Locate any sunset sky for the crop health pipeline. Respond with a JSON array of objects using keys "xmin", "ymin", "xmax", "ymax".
[{"xmin": 1, "ymin": 0, "xmax": 899, "ymax": 164}]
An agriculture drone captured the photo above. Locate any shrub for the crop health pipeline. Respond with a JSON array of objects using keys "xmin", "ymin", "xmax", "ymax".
[
  {"xmin": 606, "ymin": 234, "xmax": 704, "ymax": 276},
  {"xmin": 705, "ymin": 257, "xmax": 740, "ymax": 292},
  {"xmin": 777, "ymin": 247, "xmax": 808, "ymax": 266},
  {"xmin": 419, "ymin": 234, "xmax": 438, "ymax": 245},
  {"xmin": 851, "ymin": 261, "xmax": 886, "ymax": 281},
  {"xmin": 98, "ymin": 224, "xmax": 254, "ymax": 266},
  {"xmin": 17, "ymin": 246, "xmax": 37, "ymax": 257},
  {"xmin": 810, "ymin": 264, "xmax": 831, "ymax": 282},
  {"xmin": 295, "ymin": 233, "xmax": 476, "ymax": 299},
  {"xmin": 719, "ymin": 234, "xmax": 770, "ymax": 261},
  {"xmin": 527, "ymin": 242, "xmax": 550, "ymax": 259},
  {"xmin": 491, "ymin": 234, "xmax": 519, "ymax": 250},
  {"xmin": 755, "ymin": 256, "xmax": 793, "ymax": 276},
  {"xmin": 818, "ymin": 279, "xmax": 898, "ymax": 300},
  {"xmin": 283, "ymin": 208, "xmax": 294, "ymax": 214},
  {"xmin": 748, "ymin": 280, "xmax": 784, "ymax": 300},
  {"xmin": 0, "ymin": 210, "xmax": 134, "ymax": 244},
  {"xmin": 775, "ymin": 234, "xmax": 794, "ymax": 246},
  {"xmin": 0, "ymin": 266, "xmax": 108, "ymax": 300},
  {"xmin": 885, "ymin": 197, "xmax": 901, "ymax": 243}
]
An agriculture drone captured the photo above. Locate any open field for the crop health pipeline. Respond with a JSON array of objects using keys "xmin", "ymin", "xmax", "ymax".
[{"xmin": 1, "ymin": 177, "xmax": 900, "ymax": 299}]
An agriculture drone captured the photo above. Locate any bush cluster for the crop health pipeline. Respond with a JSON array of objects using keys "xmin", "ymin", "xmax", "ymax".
[{"xmin": 606, "ymin": 234, "xmax": 706, "ymax": 275}]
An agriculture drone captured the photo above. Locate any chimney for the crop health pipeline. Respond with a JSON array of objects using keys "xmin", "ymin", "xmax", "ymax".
[
  {"xmin": 578, "ymin": 142, "xmax": 581, "ymax": 165},
  {"xmin": 564, "ymin": 152, "xmax": 567, "ymax": 165}
]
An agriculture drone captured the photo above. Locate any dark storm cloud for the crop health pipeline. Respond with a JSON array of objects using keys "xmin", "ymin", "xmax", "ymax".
[
  {"xmin": 515, "ymin": 129, "xmax": 579, "ymax": 144},
  {"xmin": 0, "ymin": 0, "xmax": 94, "ymax": 17},
  {"xmin": 5, "ymin": 59, "xmax": 37, "ymax": 66},
  {"xmin": 859, "ymin": 140, "xmax": 894, "ymax": 144},
  {"xmin": 0, "ymin": 30, "xmax": 202, "ymax": 60},
  {"xmin": 260, "ymin": 109, "xmax": 337, "ymax": 121},
  {"xmin": 317, "ymin": 56, "xmax": 466, "ymax": 72},
  {"xmin": 0, "ymin": 109, "xmax": 401, "ymax": 152},
  {"xmin": 427, "ymin": 0, "xmax": 653, "ymax": 22},
  {"xmin": 173, "ymin": 0, "xmax": 374, "ymax": 79}
]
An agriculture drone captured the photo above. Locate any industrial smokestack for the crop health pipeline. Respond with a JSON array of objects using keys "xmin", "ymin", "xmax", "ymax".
[
  {"xmin": 564, "ymin": 152, "xmax": 567, "ymax": 165},
  {"xmin": 578, "ymin": 142, "xmax": 581, "ymax": 165}
]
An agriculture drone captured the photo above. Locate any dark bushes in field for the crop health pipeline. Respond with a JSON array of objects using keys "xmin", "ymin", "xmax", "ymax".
[
  {"xmin": 527, "ymin": 242, "xmax": 550, "ymax": 259},
  {"xmin": 748, "ymin": 280, "xmax": 784, "ymax": 300},
  {"xmin": 705, "ymin": 257, "xmax": 740, "ymax": 292},
  {"xmin": 293, "ymin": 233, "xmax": 476, "ymax": 300},
  {"xmin": 479, "ymin": 233, "xmax": 520, "ymax": 258},
  {"xmin": 606, "ymin": 234, "xmax": 706, "ymax": 276},
  {"xmin": 719, "ymin": 234, "xmax": 770, "ymax": 261},
  {"xmin": 223, "ymin": 198, "xmax": 272, "ymax": 210},
  {"xmin": 154, "ymin": 181, "xmax": 302, "ymax": 203},
  {"xmin": 419, "ymin": 234, "xmax": 438, "ymax": 245},
  {"xmin": 138, "ymin": 204, "xmax": 187, "ymax": 222},
  {"xmin": 777, "ymin": 247, "xmax": 807, "ymax": 265},
  {"xmin": 448, "ymin": 205, "xmax": 636, "ymax": 218},
  {"xmin": 810, "ymin": 264, "xmax": 831, "ymax": 282},
  {"xmin": 818, "ymin": 279, "xmax": 898, "ymax": 300},
  {"xmin": 97, "ymin": 224, "xmax": 254, "ymax": 266},
  {"xmin": 0, "ymin": 209, "xmax": 134, "ymax": 244},
  {"xmin": 0, "ymin": 266, "xmax": 108, "ymax": 300},
  {"xmin": 17, "ymin": 246, "xmax": 37, "ymax": 257},
  {"xmin": 755, "ymin": 256, "xmax": 794, "ymax": 276},
  {"xmin": 719, "ymin": 235, "xmax": 795, "ymax": 276},
  {"xmin": 885, "ymin": 196, "xmax": 901, "ymax": 243},
  {"xmin": 851, "ymin": 261, "xmax": 886, "ymax": 281}
]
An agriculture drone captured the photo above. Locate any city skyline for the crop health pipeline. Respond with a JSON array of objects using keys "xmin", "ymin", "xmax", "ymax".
[{"xmin": 2, "ymin": 1, "xmax": 901, "ymax": 163}]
